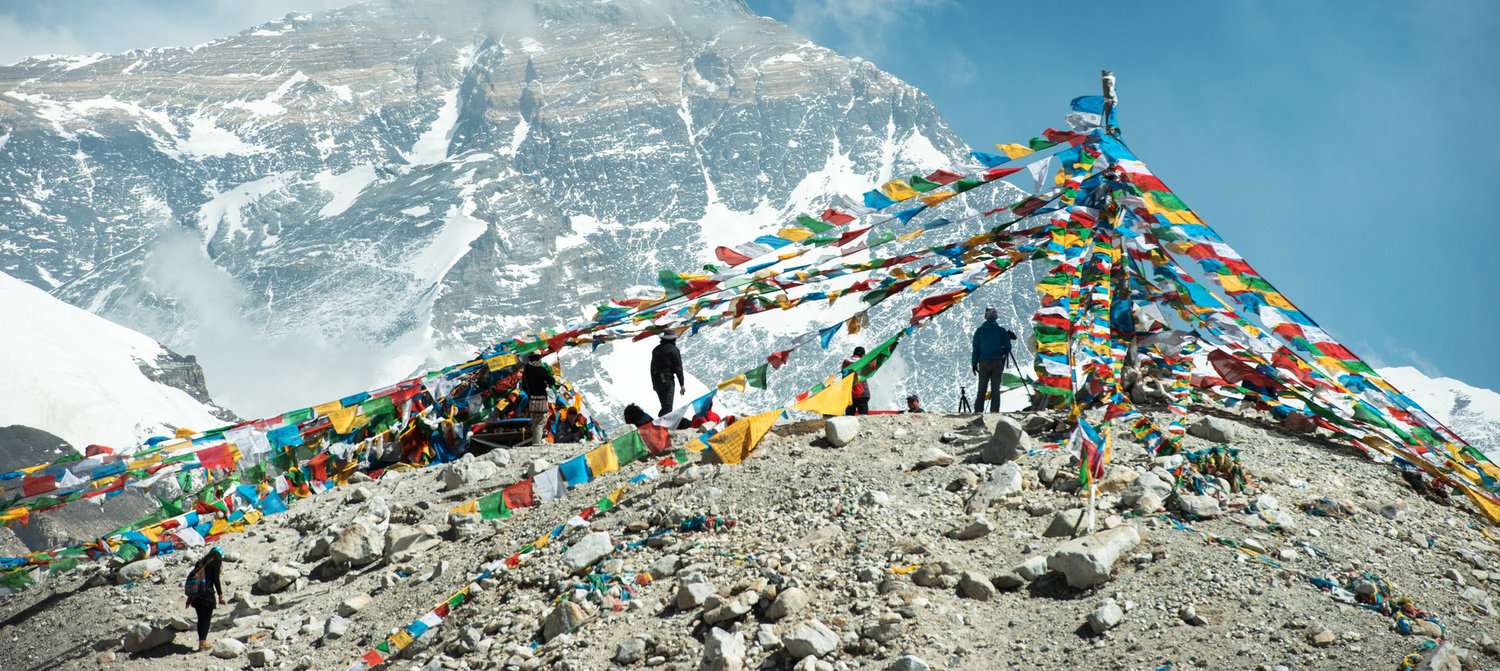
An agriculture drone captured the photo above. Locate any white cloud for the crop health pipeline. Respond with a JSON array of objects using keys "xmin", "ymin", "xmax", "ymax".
[{"xmin": 0, "ymin": 1, "xmax": 359, "ymax": 65}]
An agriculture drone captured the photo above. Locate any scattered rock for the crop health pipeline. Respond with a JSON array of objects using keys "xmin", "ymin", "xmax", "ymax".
[
  {"xmin": 614, "ymin": 637, "xmax": 647, "ymax": 665},
  {"xmin": 1415, "ymin": 643, "xmax": 1463, "ymax": 671},
  {"xmin": 957, "ymin": 572, "xmax": 995, "ymax": 601},
  {"xmin": 888, "ymin": 655, "xmax": 930, "ymax": 671},
  {"xmin": 563, "ymin": 532, "xmax": 615, "ymax": 573},
  {"xmin": 766, "ymin": 586, "xmax": 809, "ymax": 620},
  {"xmin": 116, "ymin": 557, "xmax": 163, "ymax": 583},
  {"xmin": 1187, "ymin": 416, "xmax": 1233, "ymax": 442},
  {"xmin": 541, "ymin": 601, "xmax": 589, "ymax": 641},
  {"xmin": 782, "ymin": 619, "xmax": 839, "ymax": 659},
  {"xmin": 1307, "ymin": 626, "xmax": 1336, "ymax": 647},
  {"xmin": 330, "ymin": 521, "xmax": 386, "ymax": 567},
  {"xmin": 702, "ymin": 627, "xmax": 747, "ymax": 671},
  {"xmin": 1178, "ymin": 604, "xmax": 1208, "ymax": 627},
  {"xmin": 982, "ymin": 415, "xmax": 1033, "ymax": 464},
  {"xmin": 1047, "ymin": 526, "xmax": 1142, "ymax": 589},
  {"xmin": 324, "ymin": 615, "xmax": 350, "ymax": 640},
  {"xmin": 252, "ymin": 563, "xmax": 301, "ymax": 594},
  {"xmin": 441, "ymin": 458, "xmax": 500, "ymax": 490},
  {"xmin": 650, "ymin": 554, "xmax": 682, "ymax": 579},
  {"xmin": 676, "ymin": 578, "xmax": 716, "ymax": 610},
  {"xmin": 1044, "ymin": 509, "xmax": 1088, "ymax": 538},
  {"xmin": 338, "ymin": 594, "xmax": 372, "ymax": 617},
  {"xmin": 248, "ymin": 647, "xmax": 277, "ymax": 667},
  {"xmin": 1087, "ymin": 598, "xmax": 1124, "ymax": 634},
  {"xmin": 825, "ymin": 416, "xmax": 861, "ymax": 447},
  {"xmin": 946, "ymin": 513, "xmax": 994, "ymax": 540},
  {"xmin": 916, "ymin": 447, "xmax": 956, "ymax": 469},
  {"xmin": 212, "ymin": 637, "xmax": 246, "ymax": 659},
  {"xmin": 120, "ymin": 621, "xmax": 174, "ymax": 653},
  {"xmin": 1174, "ymin": 494, "xmax": 1223, "ymax": 520},
  {"xmin": 1460, "ymin": 586, "xmax": 1494, "ymax": 615},
  {"xmin": 861, "ymin": 490, "xmax": 892, "ymax": 507}
]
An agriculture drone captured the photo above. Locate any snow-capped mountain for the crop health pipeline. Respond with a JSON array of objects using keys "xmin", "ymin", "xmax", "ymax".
[
  {"xmin": 1378, "ymin": 366, "xmax": 1500, "ymax": 458},
  {"xmin": 0, "ymin": 0, "xmax": 1037, "ymax": 424},
  {"xmin": 0, "ymin": 271, "xmax": 231, "ymax": 453}
]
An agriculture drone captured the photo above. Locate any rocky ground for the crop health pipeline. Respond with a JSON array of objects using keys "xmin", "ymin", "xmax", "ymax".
[{"xmin": 2, "ymin": 407, "xmax": 1499, "ymax": 671}]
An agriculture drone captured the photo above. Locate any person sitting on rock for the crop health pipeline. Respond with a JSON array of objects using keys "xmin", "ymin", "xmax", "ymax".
[{"xmin": 184, "ymin": 546, "xmax": 225, "ymax": 652}]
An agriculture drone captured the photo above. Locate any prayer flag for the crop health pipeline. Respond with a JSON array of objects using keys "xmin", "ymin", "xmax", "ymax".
[
  {"xmin": 502, "ymin": 480, "xmax": 535, "ymax": 510},
  {"xmin": 586, "ymin": 443, "xmax": 619, "ymax": 476},
  {"xmin": 612, "ymin": 431, "xmax": 649, "ymax": 466},
  {"xmin": 534, "ymin": 467, "xmax": 565, "ymax": 503},
  {"xmin": 794, "ymin": 374, "xmax": 854, "ymax": 416},
  {"xmin": 560, "ymin": 456, "xmax": 591, "ymax": 489},
  {"xmin": 708, "ymin": 409, "xmax": 783, "ymax": 465},
  {"xmin": 478, "ymin": 491, "xmax": 509, "ymax": 520}
]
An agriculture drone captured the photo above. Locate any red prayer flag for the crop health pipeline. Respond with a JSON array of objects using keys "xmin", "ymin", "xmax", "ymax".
[
  {"xmin": 819, "ymin": 208, "xmax": 855, "ymax": 226},
  {"xmin": 361, "ymin": 650, "xmax": 385, "ymax": 665},
  {"xmin": 835, "ymin": 227, "xmax": 870, "ymax": 246},
  {"xmin": 767, "ymin": 350, "xmax": 792, "ymax": 369},
  {"xmin": 984, "ymin": 166, "xmax": 1023, "ymax": 181},
  {"xmin": 503, "ymin": 479, "xmax": 536, "ymax": 510},
  {"xmin": 504, "ymin": 553, "xmax": 521, "ymax": 568},
  {"xmin": 924, "ymin": 169, "xmax": 963, "ymax": 185},
  {"xmin": 85, "ymin": 444, "xmax": 113, "ymax": 457},
  {"xmin": 639, "ymin": 424, "xmax": 672, "ymax": 455},
  {"xmin": 196, "ymin": 444, "xmax": 235, "ymax": 471},
  {"xmin": 715, "ymin": 246, "xmax": 752, "ymax": 266},
  {"xmin": 22, "ymin": 474, "xmax": 56, "ymax": 497}
]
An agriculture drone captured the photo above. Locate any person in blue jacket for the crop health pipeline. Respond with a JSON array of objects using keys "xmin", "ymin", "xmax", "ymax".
[{"xmin": 971, "ymin": 307, "xmax": 1017, "ymax": 413}]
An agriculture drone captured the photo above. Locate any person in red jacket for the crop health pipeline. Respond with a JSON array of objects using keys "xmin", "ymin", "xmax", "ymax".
[{"xmin": 842, "ymin": 346, "xmax": 871, "ymax": 415}]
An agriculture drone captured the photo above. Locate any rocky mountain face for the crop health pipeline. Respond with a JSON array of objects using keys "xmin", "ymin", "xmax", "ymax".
[
  {"xmin": 1378, "ymin": 366, "xmax": 1500, "ymax": 458},
  {"xmin": 0, "ymin": 0, "xmax": 1036, "ymax": 424}
]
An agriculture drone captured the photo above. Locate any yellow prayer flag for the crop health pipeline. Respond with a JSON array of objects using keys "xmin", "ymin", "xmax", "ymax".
[
  {"xmin": 450, "ymin": 500, "xmax": 479, "ymax": 516},
  {"xmin": 908, "ymin": 274, "xmax": 942, "ymax": 293},
  {"xmin": 708, "ymin": 408, "xmax": 784, "ymax": 465},
  {"xmin": 919, "ymin": 190, "xmax": 956, "ymax": 207},
  {"xmin": 777, "ymin": 227, "xmax": 814, "ymax": 243},
  {"xmin": 793, "ymin": 374, "xmax": 854, "ymax": 417},
  {"xmin": 326, "ymin": 406, "xmax": 360, "ymax": 434},
  {"xmin": 895, "ymin": 228, "xmax": 925, "ymax": 242},
  {"xmin": 485, "ymin": 354, "xmax": 518, "ymax": 372},
  {"xmin": 242, "ymin": 509, "xmax": 263, "ymax": 526},
  {"xmin": 1216, "ymin": 274, "xmax": 1249, "ymax": 293},
  {"xmin": 880, "ymin": 179, "xmax": 920, "ymax": 201},
  {"xmin": 586, "ymin": 443, "xmax": 619, "ymax": 476},
  {"xmin": 717, "ymin": 375, "xmax": 748, "ymax": 393},
  {"xmin": 174, "ymin": 427, "xmax": 197, "ymax": 439},
  {"xmin": 996, "ymin": 143, "xmax": 1034, "ymax": 159},
  {"xmin": 313, "ymin": 400, "xmax": 343, "ymax": 417},
  {"xmin": 1263, "ymin": 292, "xmax": 1294, "ymax": 310},
  {"xmin": 388, "ymin": 630, "xmax": 414, "ymax": 651},
  {"xmin": 533, "ymin": 533, "xmax": 550, "ymax": 550}
]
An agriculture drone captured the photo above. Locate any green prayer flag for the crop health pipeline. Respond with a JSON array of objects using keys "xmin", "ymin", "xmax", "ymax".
[
  {"xmin": 795, "ymin": 214, "xmax": 833, "ymax": 233},
  {"xmin": 952, "ymin": 178, "xmax": 984, "ymax": 193},
  {"xmin": 360, "ymin": 396, "xmax": 396, "ymax": 416},
  {"xmin": 478, "ymin": 491, "xmax": 509, "ymax": 520},
  {"xmin": 746, "ymin": 364, "xmax": 769, "ymax": 390},
  {"xmin": 595, "ymin": 496, "xmax": 616, "ymax": 513},
  {"xmin": 612, "ymin": 431, "xmax": 648, "ymax": 466},
  {"xmin": 282, "ymin": 407, "xmax": 314, "ymax": 424},
  {"xmin": 1148, "ymin": 190, "xmax": 1188, "ymax": 211},
  {"xmin": 0, "ymin": 570, "xmax": 35, "ymax": 590},
  {"xmin": 907, "ymin": 175, "xmax": 941, "ymax": 192},
  {"xmin": 114, "ymin": 542, "xmax": 142, "ymax": 563},
  {"xmin": 1028, "ymin": 137, "xmax": 1057, "ymax": 151}
]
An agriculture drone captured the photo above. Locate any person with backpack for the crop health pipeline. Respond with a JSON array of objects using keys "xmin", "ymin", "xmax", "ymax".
[
  {"xmin": 649, "ymin": 333, "xmax": 686, "ymax": 417},
  {"xmin": 971, "ymin": 307, "xmax": 1018, "ymax": 413},
  {"xmin": 184, "ymin": 546, "xmax": 225, "ymax": 651},
  {"xmin": 520, "ymin": 353, "xmax": 555, "ymax": 446},
  {"xmin": 842, "ymin": 346, "xmax": 872, "ymax": 415}
]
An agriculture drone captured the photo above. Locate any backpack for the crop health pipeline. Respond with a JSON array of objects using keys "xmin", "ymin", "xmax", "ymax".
[{"xmin": 183, "ymin": 565, "xmax": 208, "ymax": 599}]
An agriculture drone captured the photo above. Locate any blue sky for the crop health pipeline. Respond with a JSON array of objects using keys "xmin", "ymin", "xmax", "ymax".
[
  {"xmin": 752, "ymin": 0, "xmax": 1500, "ymax": 390},
  {"xmin": 2, "ymin": 0, "xmax": 1495, "ymax": 389}
]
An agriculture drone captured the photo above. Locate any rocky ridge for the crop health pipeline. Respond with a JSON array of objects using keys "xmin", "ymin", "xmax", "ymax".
[{"xmin": 1, "ymin": 406, "xmax": 1498, "ymax": 670}]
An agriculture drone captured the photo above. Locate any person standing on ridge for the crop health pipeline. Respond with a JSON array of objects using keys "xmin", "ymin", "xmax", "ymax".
[
  {"xmin": 521, "ymin": 353, "xmax": 555, "ymax": 446},
  {"xmin": 972, "ymin": 306, "xmax": 1018, "ymax": 413},
  {"xmin": 650, "ymin": 332, "xmax": 686, "ymax": 417},
  {"xmin": 842, "ymin": 346, "xmax": 872, "ymax": 415},
  {"xmin": 184, "ymin": 546, "xmax": 225, "ymax": 652}
]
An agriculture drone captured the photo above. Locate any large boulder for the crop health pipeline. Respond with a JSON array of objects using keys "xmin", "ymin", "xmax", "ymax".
[
  {"xmin": 1046, "ymin": 525, "xmax": 1142, "ymax": 589},
  {"xmin": 1187, "ymin": 416, "xmax": 1234, "ymax": 443},
  {"xmin": 252, "ymin": 564, "xmax": 301, "ymax": 594},
  {"xmin": 121, "ymin": 621, "xmax": 175, "ymax": 653},
  {"xmin": 1087, "ymin": 598, "xmax": 1124, "ymax": 634},
  {"xmin": 1044, "ymin": 509, "xmax": 1088, "ymax": 538},
  {"xmin": 117, "ymin": 557, "xmax": 164, "ymax": 583},
  {"xmin": 212, "ymin": 637, "xmax": 246, "ymax": 659},
  {"xmin": 765, "ymin": 586, "xmax": 808, "ymax": 621},
  {"xmin": 946, "ymin": 513, "xmax": 994, "ymax": 540},
  {"xmin": 1174, "ymin": 494, "xmax": 1223, "ymax": 520},
  {"xmin": 330, "ymin": 521, "xmax": 386, "ymax": 567},
  {"xmin": 981, "ymin": 415, "xmax": 1033, "ymax": 464},
  {"xmin": 385, "ymin": 524, "xmax": 440, "ymax": 557},
  {"xmin": 563, "ymin": 532, "xmax": 614, "ymax": 573},
  {"xmin": 702, "ymin": 627, "xmax": 747, "ymax": 671},
  {"xmin": 824, "ymin": 416, "xmax": 861, "ymax": 447},
  {"xmin": 1121, "ymin": 472, "xmax": 1172, "ymax": 508},
  {"xmin": 541, "ymin": 601, "xmax": 589, "ymax": 641},
  {"xmin": 441, "ymin": 458, "xmax": 501, "ymax": 491},
  {"xmin": 965, "ymin": 464, "xmax": 1023, "ymax": 513},
  {"xmin": 782, "ymin": 619, "xmax": 838, "ymax": 659}
]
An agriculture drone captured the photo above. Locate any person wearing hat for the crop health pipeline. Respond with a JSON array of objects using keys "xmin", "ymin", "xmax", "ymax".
[
  {"xmin": 972, "ymin": 306, "xmax": 1018, "ymax": 413},
  {"xmin": 184, "ymin": 546, "xmax": 225, "ymax": 651},
  {"xmin": 521, "ymin": 353, "xmax": 555, "ymax": 445},
  {"xmin": 650, "ymin": 332, "xmax": 686, "ymax": 417}
]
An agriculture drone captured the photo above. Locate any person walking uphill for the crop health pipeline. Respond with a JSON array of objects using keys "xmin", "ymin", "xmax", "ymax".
[
  {"xmin": 650, "ymin": 332, "xmax": 686, "ymax": 417},
  {"xmin": 521, "ymin": 353, "xmax": 555, "ymax": 446},
  {"xmin": 972, "ymin": 307, "xmax": 1018, "ymax": 413},
  {"xmin": 184, "ymin": 546, "xmax": 225, "ymax": 651}
]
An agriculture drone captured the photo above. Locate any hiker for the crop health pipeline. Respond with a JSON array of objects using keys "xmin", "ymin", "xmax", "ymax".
[
  {"xmin": 521, "ymin": 353, "xmax": 555, "ymax": 445},
  {"xmin": 842, "ymin": 346, "xmax": 871, "ymax": 415},
  {"xmin": 906, "ymin": 394, "xmax": 925, "ymax": 413},
  {"xmin": 650, "ymin": 333, "xmax": 686, "ymax": 417},
  {"xmin": 184, "ymin": 546, "xmax": 225, "ymax": 651},
  {"xmin": 622, "ymin": 403, "xmax": 652, "ymax": 428},
  {"xmin": 971, "ymin": 307, "xmax": 1018, "ymax": 413}
]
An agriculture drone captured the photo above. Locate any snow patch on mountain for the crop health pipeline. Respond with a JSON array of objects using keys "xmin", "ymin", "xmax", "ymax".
[
  {"xmin": 1379, "ymin": 366, "xmax": 1500, "ymax": 457},
  {"xmin": 0, "ymin": 272, "xmax": 224, "ymax": 450},
  {"xmin": 314, "ymin": 164, "xmax": 378, "ymax": 218}
]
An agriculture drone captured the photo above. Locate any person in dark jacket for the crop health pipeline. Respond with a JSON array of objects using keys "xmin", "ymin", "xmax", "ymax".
[
  {"xmin": 184, "ymin": 546, "xmax": 225, "ymax": 651},
  {"xmin": 649, "ymin": 333, "xmax": 686, "ymax": 417},
  {"xmin": 842, "ymin": 346, "xmax": 871, "ymax": 415},
  {"xmin": 521, "ymin": 354, "xmax": 555, "ymax": 445},
  {"xmin": 971, "ymin": 307, "xmax": 1018, "ymax": 413}
]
